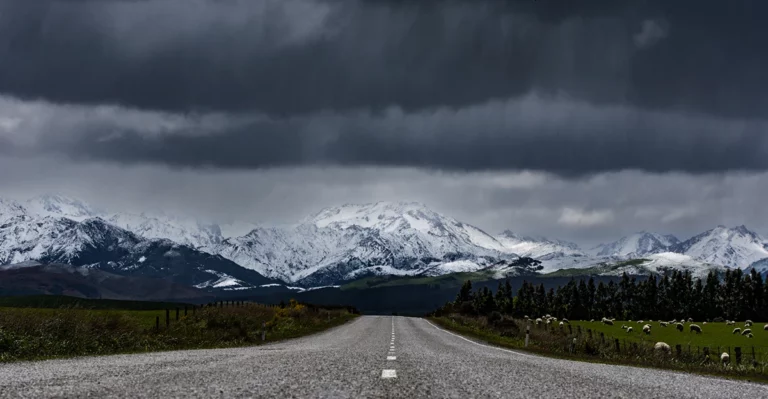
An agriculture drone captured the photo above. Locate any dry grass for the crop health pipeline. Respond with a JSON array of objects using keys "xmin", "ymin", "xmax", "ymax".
[{"xmin": 0, "ymin": 300, "xmax": 356, "ymax": 362}]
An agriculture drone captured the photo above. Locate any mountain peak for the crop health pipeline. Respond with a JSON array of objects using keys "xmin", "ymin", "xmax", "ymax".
[{"xmin": 25, "ymin": 194, "xmax": 98, "ymax": 221}]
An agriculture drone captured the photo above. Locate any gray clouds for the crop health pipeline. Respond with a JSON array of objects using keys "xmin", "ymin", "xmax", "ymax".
[
  {"xmin": 1, "ymin": 0, "xmax": 767, "ymax": 118},
  {"xmin": 0, "ymin": 157, "xmax": 766, "ymax": 246},
  {"xmin": 2, "ymin": 94, "xmax": 767, "ymax": 176}
]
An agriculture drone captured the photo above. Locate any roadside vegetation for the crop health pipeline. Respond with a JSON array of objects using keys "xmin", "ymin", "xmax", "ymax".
[
  {"xmin": 0, "ymin": 297, "xmax": 357, "ymax": 362},
  {"xmin": 431, "ymin": 272, "xmax": 768, "ymax": 382}
]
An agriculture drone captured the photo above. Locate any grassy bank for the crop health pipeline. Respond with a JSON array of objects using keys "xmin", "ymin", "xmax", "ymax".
[
  {"xmin": 0, "ymin": 299, "xmax": 356, "ymax": 362},
  {"xmin": 431, "ymin": 315, "xmax": 768, "ymax": 383}
]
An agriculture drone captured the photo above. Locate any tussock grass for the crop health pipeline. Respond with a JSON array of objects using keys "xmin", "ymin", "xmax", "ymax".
[{"xmin": 0, "ymin": 300, "xmax": 356, "ymax": 362}]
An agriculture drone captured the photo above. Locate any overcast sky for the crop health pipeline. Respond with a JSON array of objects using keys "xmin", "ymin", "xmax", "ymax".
[{"xmin": 1, "ymin": 0, "xmax": 766, "ymax": 246}]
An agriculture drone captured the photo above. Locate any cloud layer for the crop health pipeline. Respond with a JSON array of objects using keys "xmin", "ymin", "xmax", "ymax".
[{"xmin": 1, "ymin": 0, "xmax": 767, "ymax": 117}]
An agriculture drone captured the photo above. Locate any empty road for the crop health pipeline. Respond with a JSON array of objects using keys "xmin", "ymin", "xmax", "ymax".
[{"xmin": 1, "ymin": 316, "xmax": 766, "ymax": 398}]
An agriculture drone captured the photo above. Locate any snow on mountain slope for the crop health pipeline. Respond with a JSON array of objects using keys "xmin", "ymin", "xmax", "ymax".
[
  {"xmin": 0, "ymin": 198, "xmax": 28, "ymax": 224},
  {"xmin": 213, "ymin": 202, "xmax": 512, "ymax": 285},
  {"xmin": 107, "ymin": 213, "xmax": 224, "ymax": 249},
  {"xmin": 672, "ymin": 225, "xmax": 768, "ymax": 269},
  {"xmin": 590, "ymin": 231, "xmax": 680, "ymax": 258},
  {"xmin": 495, "ymin": 230, "xmax": 583, "ymax": 258},
  {"xmin": 24, "ymin": 194, "xmax": 99, "ymax": 221},
  {"xmin": 0, "ymin": 216, "xmax": 139, "ymax": 265}
]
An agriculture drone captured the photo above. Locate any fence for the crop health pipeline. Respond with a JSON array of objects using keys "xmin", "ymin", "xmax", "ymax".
[{"xmin": 461, "ymin": 316, "xmax": 768, "ymax": 377}]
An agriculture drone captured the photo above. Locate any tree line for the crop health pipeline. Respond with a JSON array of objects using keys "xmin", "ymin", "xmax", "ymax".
[{"xmin": 436, "ymin": 268, "xmax": 768, "ymax": 321}]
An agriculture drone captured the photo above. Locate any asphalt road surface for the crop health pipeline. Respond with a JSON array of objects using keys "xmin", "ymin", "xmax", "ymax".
[{"xmin": 1, "ymin": 316, "xmax": 766, "ymax": 398}]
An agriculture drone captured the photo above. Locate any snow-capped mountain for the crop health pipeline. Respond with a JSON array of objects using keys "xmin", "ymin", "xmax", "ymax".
[
  {"xmin": 495, "ymin": 230, "xmax": 583, "ymax": 258},
  {"xmin": 590, "ymin": 232, "xmax": 680, "ymax": 258},
  {"xmin": 671, "ymin": 225, "xmax": 768, "ymax": 269},
  {"xmin": 212, "ymin": 202, "xmax": 512, "ymax": 285},
  {"xmin": 24, "ymin": 194, "xmax": 99, "ymax": 221},
  {"xmin": 0, "ymin": 213, "xmax": 275, "ymax": 290},
  {"xmin": 107, "ymin": 213, "xmax": 224, "ymax": 249}
]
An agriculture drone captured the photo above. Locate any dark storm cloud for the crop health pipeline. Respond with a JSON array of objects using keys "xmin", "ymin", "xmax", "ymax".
[
  {"xmin": 3, "ymin": 94, "xmax": 767, "ymax": 176},
  {"xmin": 1, "ymin": 0, "xmax": 768, "ymax": 117}
]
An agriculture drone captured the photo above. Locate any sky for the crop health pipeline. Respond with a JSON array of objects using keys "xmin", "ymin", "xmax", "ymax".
[{"xmin": 0, "ymin": 0, "xmax": 767, "ymax": 246}]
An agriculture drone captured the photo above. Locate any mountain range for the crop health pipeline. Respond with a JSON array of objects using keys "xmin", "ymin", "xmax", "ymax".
[{"xmin": 1, "ymin": 195, "xmax": 767, "ymax": 295}]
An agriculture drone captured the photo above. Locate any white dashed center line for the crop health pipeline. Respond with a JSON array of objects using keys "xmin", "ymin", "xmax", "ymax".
[
  {"xmin": 381, "ymin": 369, "xmax": 397, "ymax": 378},
  {"xmin": 381, "ymin": 316, "xmax": 397, "ymax": 379}
]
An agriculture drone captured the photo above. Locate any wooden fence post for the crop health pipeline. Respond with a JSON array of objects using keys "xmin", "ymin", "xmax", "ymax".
[
  {"xmin": 525, "ymin": 325, "xmax": 530, "ymax": 348},
  {"xmin": 156, "ymin": 316, "xmax": 160, "ymax": 331},
  {"xmin": 600, "ymin": 332, "xmax": 605, "ymax": 344},
  {"xmin": 261, "ymin": 322, "xmax": 266, "ymax": 341},
  {"xmin": 568, "ymin": 325, "xmax": 572, "ymax": 334},
  {"xmin": 176, "ymin": 307, "xmax": 179, "ymax": 321},
  {"xmin": 735, "ymin": 347, "xmax": 742, "ymax": 365},
  {"xmin": 577, "ymin": 325, "xmax": 582, "ymax": 335},
  {"xmin": 165, "ymin": 309, "xmax": 170, "ymax": 328},
  {"xmin": 184, "ymin": 306, "xmax": 188, "ymax": 316},
  {"xmin": 676, "ymin": 344, "xmax": 682, "ymax": 357},
  {"xmin": 615, "ymin": 338, "xmax": 620, "ymax": 353}
]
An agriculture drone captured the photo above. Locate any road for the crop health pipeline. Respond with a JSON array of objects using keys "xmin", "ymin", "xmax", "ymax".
[{"xmin": 1, "ymin": 316, "xmax": 766, "ymax": 398}]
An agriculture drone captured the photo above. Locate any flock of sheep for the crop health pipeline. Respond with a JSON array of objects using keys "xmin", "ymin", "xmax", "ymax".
[
  {"xmin": 594, "ymin": 317, "xmax": 768, "ymax": 365},
  {"xmin": 524, "ymin": 315, "xmax": 768, "ymax": 366}
]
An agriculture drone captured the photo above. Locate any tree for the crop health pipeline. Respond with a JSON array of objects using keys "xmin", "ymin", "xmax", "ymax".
[{"xmin": 455, "ymin": 280, "xmax": 474, "ymax": 304}]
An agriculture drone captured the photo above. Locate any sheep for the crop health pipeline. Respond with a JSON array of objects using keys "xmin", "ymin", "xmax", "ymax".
[
  {"xmin": 676, "ymin": 323, "xmax": 684, "ymax": 332},
  {"xmin": 748, "ymin": 333, "xmax": 754, "ymax": 338},
  {"xmin": 621, "ymin": 325, "xmax": 627, "ymax": 329},
  {"xmin": 559, "ymin": 321, "xmax": 564, "ymax": 328},
  {"xmin": 721, "ymin": 352, "xmax": 730, "ymax": 365},
  {"xmin": 626, "ymin": 327, "xmax": 633, "ymax": 333},
  {"xmin": 690, "ymin": 324, "xmax": 702, "ymax": 334},
  {"xmin": 742, "ymin": 328, "xmax": 752, "ymax": 336},
  {"xmin": 654, "ymin": 342, "xmax": 671, "ymax": 354},
  {"xmin": 703, "ymin": 321, "xmax": 707, "ymax": 325},
  {"xmin": 643, "ymin": 324, "xmax": 652, "ymax": 335},
  {"xmin": 687, "ymin": 317, "xmax": 693, "ymax": 323},
  {"xmin": 524, "ymin": 315, "xmax": 529, "ymax": 320},
  {"xmin": 638, "ymin": 320, "xmax": 644, "ymax": 324},
  {"xmin": 745, "ymin": 320, "xmax": 753, "ymax": 327},
  {"xmin": 659, "ymin": 321, "xmax": 668, "ymax": 327},
  {"xmin": 546, "ymin": 319, "xmax": 552, "ymax": 325},
  {"xmin": 726, "ymin": 320, "xmax": 735, "ymax": 326},
  {"xmin": 602, "ymin": 318, "xmax": 614, "ymax": 326},
  {"xmin": 590, "ymin": 319, "xmax": 595, "ymax": 322},
  {"xmin": 733, "ymin": 328, "xmax": 742, "ymax": 335},
  {"xmin": 764, "ymin": 324, "xmax": 768, "ymax": 331},
  {"xmin": 535, "ymin": 318, "xmax": 543, "ymax": 325},
  {"xmin": 671, "ymin": 319, "xmax": 678, "ymax": 324},
  {"xmin": 562, "ymin": 318, "xmax": 570, "ymax": 324}
]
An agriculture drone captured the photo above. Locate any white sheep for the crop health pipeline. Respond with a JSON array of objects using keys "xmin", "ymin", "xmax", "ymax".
[
  {"xmin": 733, "ymin": 328, "xmax": 742, "ymax": 335},
  {"xmin": 653, "ymin": 342, "xmax": 672, "ymax": 353},
  {"xmin": 726, "ymin": 320, "xmax": 735, "ymax": 326},
  {"xmin": 721, "ymin": 352, "xmax": 730, "ymax": 365},
  {"xmin": 690, "ymin": 324, "xmax": 702, "ymax": 334},
  {"xmin": 642, "ymin": 324, "xmax": 651, "ymax": 335},
  {"xmin": 621, "ymin": 325, "xmax": 627, "ymax": 329},
  {"xmin": 676, "ymin": 323, "xmax": 684, "ymax": 332},
  {"xmin": 745, "ymin": 320, "xmax": 753, "ymax": 327},
  {"xmin": 626, "ymin": 327, "xmax": 633, "ymax": 333},
  {"xmin": 602, "ymin": 317, "xmax": 614, "ymax": 326},
  {"xmin": 638, "ymin": 320, "xmax": 644, "ymax": 324},
  {"xmin": 654, "ymin": 342, "xmax": 671, "ymax": 353},
  {"xmin": 535, "ymin": 318, "xmax": 542, "ymax": 325},
  {"xmin": 559, "ymin": 321, "xmax": 564, "ymax": 328},
  {"xmin": 659, "ymin": 321, "xmax": 668, "ymax": 327},
  {"xmin": 764, "ymin": 324, "xmax": 768, "ymax": 331},
  {"xmin": 687, "ymin": 318, "xmax": 693, "ymax": 323},
  {"xmin": 748, "ymin": 333, "xmax": 754, "ymax": 338},
  {"xmin": 703, "ymin": 321, "xmax": 707, "ymax": 325},
  {"xmin": 742, "ymin": 328, "xmax": 752, "ymax": 336},
  {"xmin": 562, "ymin": 318, "xmax": 570, "ymax": 324}
]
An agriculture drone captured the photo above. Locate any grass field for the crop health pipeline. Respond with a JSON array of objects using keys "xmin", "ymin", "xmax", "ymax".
[
  {"xmin": 568, "ymin": 320, "xmax": 768, "ymax": 357},
  {"xmin": 433, "ymin": 314, "xmax": 768, "ymax": 383}
]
